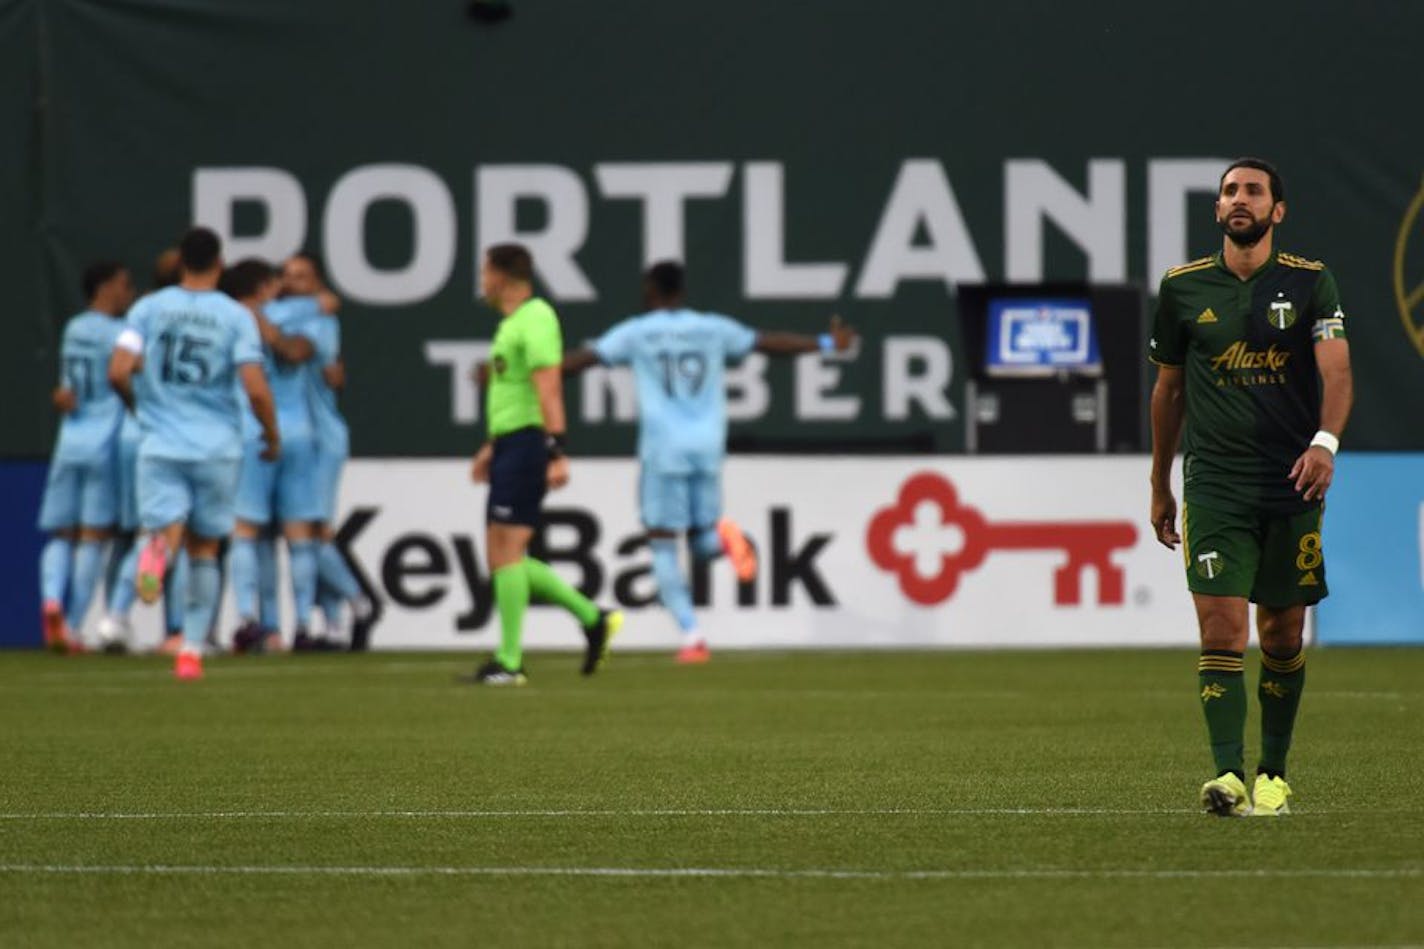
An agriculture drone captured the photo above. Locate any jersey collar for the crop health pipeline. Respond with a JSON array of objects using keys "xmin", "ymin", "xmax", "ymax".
[{"xmin": 1214, "ymin": 247, "xmax": 1278, "ymax": 281}]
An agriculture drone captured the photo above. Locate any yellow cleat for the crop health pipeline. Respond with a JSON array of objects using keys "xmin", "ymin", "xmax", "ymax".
[
  {"xmin": 1200, "ymin": 772, "xmax": 1252, "ymax": 817},
  {"xmin": 1250, "ymin": 774, "xmax": 1292, "ymax": 817}
]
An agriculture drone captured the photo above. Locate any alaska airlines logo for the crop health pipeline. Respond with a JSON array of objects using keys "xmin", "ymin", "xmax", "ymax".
[
  {"xmin": 1209, "ymin": 341, "xmax": 1291, "ymax": 373},
  {"xmin": 1393, "ymin": 175, "xmax": 1424, "ymax": 359}
]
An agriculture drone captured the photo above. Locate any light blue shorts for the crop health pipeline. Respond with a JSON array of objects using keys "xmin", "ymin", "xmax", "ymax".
[
  {"xmin": 235, "ymin": 436, "xmax": 322, "ymax": 525},
  {"xmin": 116, "ymin": 429, "xmax": 141, "ymax": 532},
  {"xmin": 37, "ymin": 454, "xmax": 119, "ymax": 532},
  {"xmin": 639, "ymin": 467, "xmax": 721, "ymax": 532},
  {"xmin": 137, "ymin": 454, "xmax": 242, "ymax": 539},
  {"xmin": 312, "ymin": 445, "xmax": 347, "ymax": 524}
]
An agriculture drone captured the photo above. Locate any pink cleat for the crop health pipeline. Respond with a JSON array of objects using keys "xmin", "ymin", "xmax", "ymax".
[
  {"xmin": 676, "ymin": 640, "xmax": 711, "ymax": 665},
  {"xmin": 136, "ymin": 535, "xmax": 168, "ymax": 605},
  {"xmin": 716, "ymin": 518, "xmax": 757, "ymax": 583},
  {"xmin": 174, "ymin": 651, "xmax": 204, "ymax": 681},
  {"xmin": 41, "ymin": 599, "xmax": 71, "ymax": 654}
]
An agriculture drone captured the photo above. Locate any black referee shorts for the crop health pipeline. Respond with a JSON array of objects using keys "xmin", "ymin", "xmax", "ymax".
[{"xmin": 487, "ymin": 426, "xmax": 548, "ymax": 528}]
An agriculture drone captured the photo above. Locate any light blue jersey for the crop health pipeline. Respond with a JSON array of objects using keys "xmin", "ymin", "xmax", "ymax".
[
  {"xmin": 53, "ymin": 311, "xmax": 126, "ymax": 465},
  {"xmin": 121, "ymin": 286, "xmax": 262, "ymax": 461},
  {"xmin": 259, "ymin": 296, "xmax": 323, "ymax": 442},
  {"xmin": 593, "ymin": 309, "xmax": 757, "ymax": 473},
  {"xmin": 306, "ymin": 313, "xmax": 349, "ymax": 455}
]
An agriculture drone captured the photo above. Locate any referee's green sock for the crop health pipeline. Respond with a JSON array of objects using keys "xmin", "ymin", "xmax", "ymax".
[
  {"xmin": 524, "ymin": 557, "xmax": 600, "ymax": 627},
  {"xmin": 493, "ymin": 563, "xmax": 530, "ymax": 670},
  {"xmin": 1258, "ymin": 648, "xmax": 1306, "ymax": 778},
  {"xmin": 1198, "ymin": 650, "xmax": 1247, "ymax": 779}
]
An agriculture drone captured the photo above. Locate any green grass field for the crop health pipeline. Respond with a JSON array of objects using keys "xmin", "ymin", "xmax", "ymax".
[{"xmin": 2, "ymin": 647, "xmax": 1421, "ymax": 947}]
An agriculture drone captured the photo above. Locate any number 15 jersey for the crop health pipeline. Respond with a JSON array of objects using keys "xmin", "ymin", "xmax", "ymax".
[
  {"xmin": 593, "ymin": 309, "xmax": 757, "ymax": 474},
  {"xmin": 118, "ymin": 286, "xmax": 263, "ymax": 462}
]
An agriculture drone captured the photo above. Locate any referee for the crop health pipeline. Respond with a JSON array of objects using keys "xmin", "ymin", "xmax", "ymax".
[{"xmin": 465, "ymin": 244, "xmax": 621, "ymax": 685}]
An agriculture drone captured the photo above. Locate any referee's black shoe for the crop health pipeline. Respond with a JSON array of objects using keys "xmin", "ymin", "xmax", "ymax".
[
  {"xmin": 581, "ymin": 609, "xmax": 624, "ymax": 676},
  {"xmin": 459, "ymin": 658, "xmax": 528, "ymax": 687}
]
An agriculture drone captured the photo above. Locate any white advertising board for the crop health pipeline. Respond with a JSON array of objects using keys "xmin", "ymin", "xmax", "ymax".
[{"xmin": 318, "ymin": 456, "xmax": 1198, "ymax": 651}]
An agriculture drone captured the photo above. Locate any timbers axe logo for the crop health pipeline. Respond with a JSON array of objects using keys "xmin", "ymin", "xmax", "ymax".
[
  {"xmin": 1268, "ymin": 292, "xmax": 1297, "ymax": 330},
  {"xmin": 1195, "ymin": 550, "xmax": 1224, "ymax": 580},
  {"xmin": 864, "ymin": 472, "xmax": 1138, "ymax": 606},
  {"xmin": 1395, "ymin": 175, "xmax": 1424, "ymax": 358}
]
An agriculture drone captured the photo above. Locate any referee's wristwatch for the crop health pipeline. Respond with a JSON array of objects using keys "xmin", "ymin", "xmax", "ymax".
[{"xmin": 545, "ymin": 432, "xmax": 568, "ymax": 459}]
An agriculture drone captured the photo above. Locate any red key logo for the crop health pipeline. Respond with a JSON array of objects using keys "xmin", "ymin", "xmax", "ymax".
[{"xmin": 866, "ymin": 472, "xmax": 1138, "ymax": 606}]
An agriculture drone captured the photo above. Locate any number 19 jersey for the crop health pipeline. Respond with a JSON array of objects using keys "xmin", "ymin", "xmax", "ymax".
[
  {"xmin": 593, "ymin": 309, "xmax": 757, "ymax": 474},
  {"xmin": 118, "ymin": 286, "xmax": 263, "ymax": 462}
]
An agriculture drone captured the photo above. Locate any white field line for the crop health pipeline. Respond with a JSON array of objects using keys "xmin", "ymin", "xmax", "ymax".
[
  {"xmin": 0, "ymin": 806, "xmax": 1327, "ymax": 820},
  {"xmin": 0, "ymin": 863, "xmax": 1417, "ymax": 882}
]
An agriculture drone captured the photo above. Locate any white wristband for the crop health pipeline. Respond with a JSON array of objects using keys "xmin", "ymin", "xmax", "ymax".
[{"xmin": 1310, "ymin": 430, "xmax": 1339, "ymax": 456}]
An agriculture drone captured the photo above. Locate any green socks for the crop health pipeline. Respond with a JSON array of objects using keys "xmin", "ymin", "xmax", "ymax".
[
  {"xmin": 1258, "ymin": 648, "xmax": 1306, "ymax": 778},
  {"xmin": 524, "ymin": 557, "xmax": 599, "ymax": 627},
  {"xmin": 493, "ymin": 563, "xmax": 529, "ymax": 670},
  {"xmin": 492, "ymin": 558, "xmax": 601, "ymax": 669},
  {"xmin": 1198, "ymin": 650, "xmax": 1247, "ymax": 778}
]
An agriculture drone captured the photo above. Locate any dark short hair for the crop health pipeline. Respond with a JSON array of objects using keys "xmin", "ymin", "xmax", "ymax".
[
  {"xmin": 179, "ymin": 227, "xmax": 222, "ymax": 273},
  {"xmin": 81, "ymin": 261, "xmax": 125, "ymax": 301},
  {"xmin": 289, "ymin": 250, "xmax": 328, "ymax": 285},
  {"xmin": 644, "ymin": 260, "xmax": 685, "ymax": 300},
  {"xmin": 485, "ymin": 243, "xmax": 533, "ymax": 283},
  {"xmin": 219, "ymin": 258, "xmax": 275, "ymax": 301},
  {"xmin": 1220, "ymin": 157, "xmax": 1284, "ymax": 203},
  {"xmin": 153, "ymin": 248, "xmax": 181, "ymax": 289}
]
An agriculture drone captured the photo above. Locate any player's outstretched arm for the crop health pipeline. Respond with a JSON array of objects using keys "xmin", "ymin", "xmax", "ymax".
[
  {"xmin": 561, "ymin": 348, "xmax": 601, "ymax": 375},
  {"xmin": 239, "ymin": 362, "xmax": 281, "ymax": 461},
  {"xmin": 754, "ymin": 315, "xmax": 858, "ymax": 356},
  {"xmin": 1289, "ymin": 338, "xmax": 1353, "ymax": 502},
  {"xmin": 1148, "ymin": 365, "xmax": 1185, "ymax": 548}
]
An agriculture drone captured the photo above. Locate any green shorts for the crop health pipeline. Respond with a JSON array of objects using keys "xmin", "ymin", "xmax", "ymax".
[{"xmin": 1180, "ymin": 500, "xmax": 1328, "ymax": 606}]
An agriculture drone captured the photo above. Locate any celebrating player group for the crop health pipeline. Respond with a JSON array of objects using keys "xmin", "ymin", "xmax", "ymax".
[{"xmin": 39, "ymin": 229, "xmax": 369, "ymax": 678}]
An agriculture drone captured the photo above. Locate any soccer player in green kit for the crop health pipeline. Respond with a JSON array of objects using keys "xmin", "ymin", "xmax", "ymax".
[
  {"xmin": 465, "ymin": 244, "xmax": 621, "ymax": 685},
  {"xmin": 1148, "ymin": 158, "xmax": 1353, "ymax": 816}
]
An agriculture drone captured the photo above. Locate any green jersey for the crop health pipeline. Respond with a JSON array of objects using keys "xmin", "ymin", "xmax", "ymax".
[
  {"xmin": 1148, "ymin": 249, "xmax": 1347, "ymax": 515},
  {"xmin": 486, "ymin": 297, "xmax": 563, "ymax": 438}
]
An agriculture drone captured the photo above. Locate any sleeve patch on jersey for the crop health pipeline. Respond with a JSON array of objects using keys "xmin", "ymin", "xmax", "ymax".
[
  {"xmin": 115, "ymin": 328, "xmax": 144, "ymax": 354},
  {"xmin": 1311, "ymin": 317, "xmax": 1346, "ymax": 341}
]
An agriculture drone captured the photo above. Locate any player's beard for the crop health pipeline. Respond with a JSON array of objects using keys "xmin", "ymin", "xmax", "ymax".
[{"xmin": 1217, "ymin": 209, "xmax": 1273, "ymax": 248}]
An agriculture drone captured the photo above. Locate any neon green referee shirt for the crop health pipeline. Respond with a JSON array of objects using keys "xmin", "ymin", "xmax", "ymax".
[{"xmin": 486, "ymin": 297, "xmax": 563, "ymax": 438}]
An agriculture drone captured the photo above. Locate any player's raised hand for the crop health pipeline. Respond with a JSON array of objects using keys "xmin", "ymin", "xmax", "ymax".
[
  {"xmin": 827, "ymin": 314, "xmax": 858, "ymax": 354},
  {"xmin": 1150, "ymin": 487, "xmax": 1180, "ymax": 549},
  {"xmin": 470, "ymin": 443, "xmax": 492, "ymax": 483},
  {"xmin": 547, "ymin": 455, "xmax": 570, "ymax": 490},
  {"xmin": 1289, "ymin": 445, "xmax": 1334, "ymax": 502}
]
